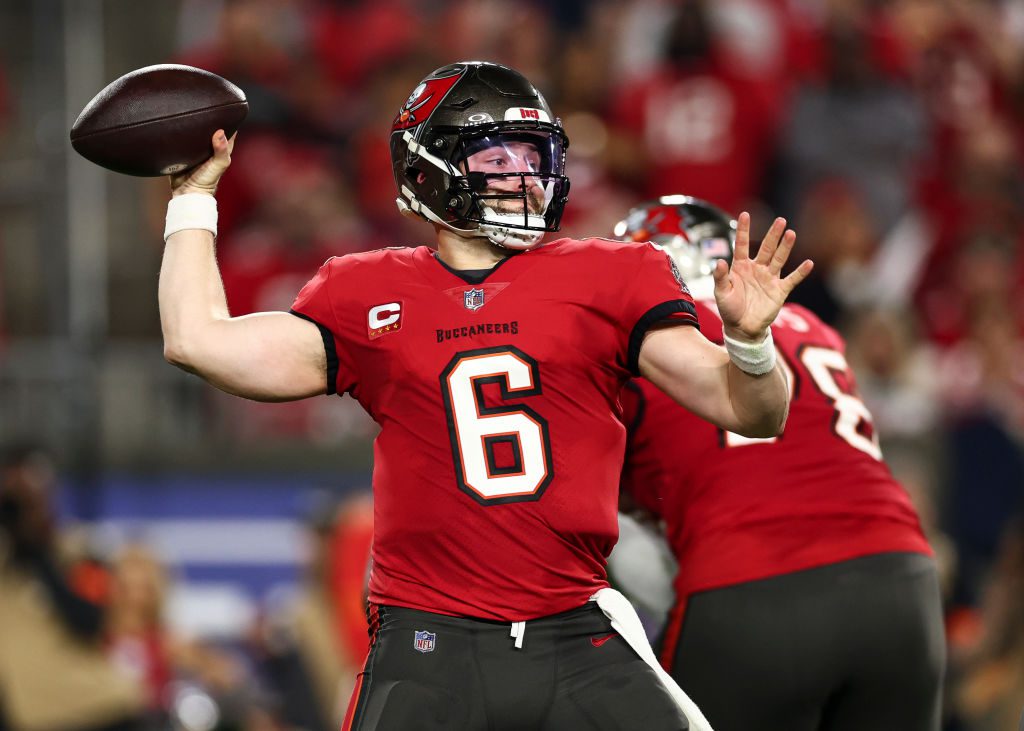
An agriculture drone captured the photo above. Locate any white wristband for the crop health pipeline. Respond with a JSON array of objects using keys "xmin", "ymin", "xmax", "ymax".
[
  {"xmin": 164, "ymin": 193, "xmax": 218, "ymax": 241},
  {"xmin": 723, "ymin": 329, "xmax": 777, "ymax": 376}
]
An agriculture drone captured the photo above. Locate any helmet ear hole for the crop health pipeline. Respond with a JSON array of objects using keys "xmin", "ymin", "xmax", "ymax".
[{"xmin": 408, "ymin": 167, "xmax": 434, "ymax": 201}]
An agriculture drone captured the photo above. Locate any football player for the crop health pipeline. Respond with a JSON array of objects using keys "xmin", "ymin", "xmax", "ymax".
[
  {"xmin": 615, "ymin": 196, "xmax": 945, "ymax": 731},
  {"xmin": 157, "ymin": 62, "xmax": 811, "ymax": 730}
]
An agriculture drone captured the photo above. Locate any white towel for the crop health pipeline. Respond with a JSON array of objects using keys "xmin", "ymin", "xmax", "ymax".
[{"xmin": 590, "ymin": 587, "xmax": 715, "ymax": 731}]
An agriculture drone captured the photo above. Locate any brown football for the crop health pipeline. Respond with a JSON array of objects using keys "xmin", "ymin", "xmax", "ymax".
[{"xmin": 70, "ymin": 64, "xmax": 248, "ymax": 177}]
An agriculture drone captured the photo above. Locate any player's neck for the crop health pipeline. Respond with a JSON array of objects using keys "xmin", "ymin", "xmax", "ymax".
[{"xmin": 435, "ymin": 228, "xmax": 510, "ymax": 270}]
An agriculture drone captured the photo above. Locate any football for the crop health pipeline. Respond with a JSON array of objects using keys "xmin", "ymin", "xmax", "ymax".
[{"xmin": 70, "ymin": 64, "xmax": 248, "ymax": 177}]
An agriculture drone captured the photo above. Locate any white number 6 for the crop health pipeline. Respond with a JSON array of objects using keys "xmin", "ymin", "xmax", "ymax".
[{"xmin": 440, "ymin": 347, "xmax": 554, "ymax": 504}]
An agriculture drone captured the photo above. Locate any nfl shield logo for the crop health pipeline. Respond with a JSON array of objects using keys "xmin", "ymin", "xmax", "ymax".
[
  {"xmin": 464, "ymin": 288, "xmax": 485, "ymax": 311},
  {"xmin": 413, "ymin": 630, "xmax": 436, "ymax": 653}
]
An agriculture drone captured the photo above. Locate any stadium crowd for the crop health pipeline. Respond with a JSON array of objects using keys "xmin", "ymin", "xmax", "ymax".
[{"xmin": 2, "ymin": 0, "xmax": 1024, "ymax": 729}]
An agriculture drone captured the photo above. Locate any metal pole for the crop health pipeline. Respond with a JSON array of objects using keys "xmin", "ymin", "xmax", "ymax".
[
  {"xmin": 62, "ymin": 0, "xmax": 107, "ymax": 518},
  {"xmin": 64, "ymin": 0, "xmax": 108, "ymax": 342}
]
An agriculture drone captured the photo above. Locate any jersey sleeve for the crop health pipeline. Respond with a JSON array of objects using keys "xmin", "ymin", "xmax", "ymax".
[
  {"xmin": 621, "ymin": 243, "xmax": 699, "ymax": 376},
  {"xmin": 289, "ymin": 258, "xmax": 358, "ymax": 396}
]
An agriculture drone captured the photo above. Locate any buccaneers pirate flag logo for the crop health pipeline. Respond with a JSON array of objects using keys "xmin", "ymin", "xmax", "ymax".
[{"xmin": 391, "ymin": 69, "xmax": 465, "ymax": 131}]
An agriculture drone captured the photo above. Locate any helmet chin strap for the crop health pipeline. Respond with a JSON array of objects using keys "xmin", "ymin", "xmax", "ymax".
[
  {"xmin": 477, "ymin": 207, "xmax": 546, "ymax": 250},
  {"xmin": 398, "ymin": 190, "xmax": 545, "ymax": 250},
  {"xmin": 474, "ymin": 179, "xmax": 557, "ymax": 250}
]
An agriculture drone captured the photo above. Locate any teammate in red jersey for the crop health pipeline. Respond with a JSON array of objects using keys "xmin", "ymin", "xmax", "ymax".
[
  {"xmin": 615, "ymin": 196, "xmax": 944, "ymax": 731},
  {"xmin": 157, "ymin": 61, "xmax": 812, "ymax": 731}
]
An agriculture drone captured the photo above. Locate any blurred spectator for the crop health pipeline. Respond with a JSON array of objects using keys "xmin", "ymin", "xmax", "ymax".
[
  {"xmin": 257, "ymin": 492, "xmax": 370, "ymax": 731},
  {"xmin": 845, "ymin": 305, "xmax": 941, "ymax": 446},
  {"xmin": 328, "ymin": 493, "xmax": 372, "ymax": 672},
  {"xmin": 887, "ymin": 0, "xmax": 1024, "ymax": 152},
  {"xmin": 0, "ymin": 444, "xmax": 146, "ymax": 731},
  {"xmin": 885, "ymin": 447, "xmax": 957, "ymax": 603},
  {"xmin": 915, "ymin": 114, "xmax": 1024, "ymax": 347},
  {"xmin": 948, "ymin": 518, "xmax": 1024, "ymax": 731},
  {"xmin": 347, "ymin": 51, "xmax": 441, "ymax": 240},
  {"xmin": 548, "ymin": 5, "xmax": 641, "ymax": 239},
  {"xmin": 777, "ymin": 6, "xmax": 926, "ymax": 234},
  {"xmin": 439, "ymin": 0, "xmax": 556, "ymax": 91},
  {"xmin": 784, "ymin": 180, "xmax": 878, "ymax": 325},
  {"xmin": 167, "ymin": 636, "xmax": 266, "ymax": 731},
  {"xmin": 937, "ymin": 287, "xmax": 1024, "ymax": 439},
  {"xmin": 105, "ymin": 545, "xmax": 173, "ymax": 728},
  {"xmin": 940, "ymin": 413, "xmax": 1024, "ymax": 612},
  {"xmin": 307, "ymin": 0, "xmax": 422, "ymax": 95},
  {"xmin": 174, "ymin": 0, "xmax": 309, "ymax": 239},
  {"xmin": 607, "ymin": 0, "xmax": 784, "ymax": 212},
  {"xmin": 218, "ymin": 141, "xmax": 373, "ymax": 316}
]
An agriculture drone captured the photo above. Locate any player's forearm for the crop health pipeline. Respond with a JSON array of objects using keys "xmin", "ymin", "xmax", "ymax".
[
  {"xmin": 159, "ymin": 228, "xmax": 231, "ymax": 371},
  {"xmin": 725, "ymin": 359, "xmax": 789, "ymax": 438},
  {"xmin": 640, "ymin": 325, "xmax": 788, "ymax": 437}
]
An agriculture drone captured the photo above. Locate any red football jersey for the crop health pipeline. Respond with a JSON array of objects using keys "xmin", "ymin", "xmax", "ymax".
[
  {"xmin": 291, "ymin": 239, "xmax": 697, "ymax": 621},
  {"xmin": 621, "ymin": 299, "xmax": 932, "ymax": 605}
]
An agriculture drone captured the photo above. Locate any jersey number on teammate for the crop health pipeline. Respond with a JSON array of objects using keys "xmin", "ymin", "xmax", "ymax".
[
  {"xmin": 724, "ymin": 346, "xmax": 881, "ymax": 459},
  {"xmin": 719, "ymin": 308, "xmax": 882, "ymax": 460},
  {"xmin": 440, "ymin": 346, "xmax": 555, "ymax": 504}
]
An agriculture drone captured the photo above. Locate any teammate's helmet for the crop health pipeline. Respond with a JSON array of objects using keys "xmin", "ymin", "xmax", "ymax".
[
  {"xmin": 614, "ymin": 195, "xmax": 736, "ymax": 298},
  {"xmin": 390, "ymin": 61, "xmax": 570, "ymax": 250}
]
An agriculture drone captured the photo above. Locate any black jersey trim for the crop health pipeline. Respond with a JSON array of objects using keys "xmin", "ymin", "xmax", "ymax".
[
  {"xmin": 627, "ymin": 300, "xmax": 700, "ymax": 377},
  {"xmin": 621, "ymin": 379, "xmax": 647, "ymax": 434},
  {"xmin": 432, "ymin": 251, "xmax": 517, "ymax": 284},
  {"xmin": 289, "ymin": 310, "xmax": 339, "ymax": 396}
]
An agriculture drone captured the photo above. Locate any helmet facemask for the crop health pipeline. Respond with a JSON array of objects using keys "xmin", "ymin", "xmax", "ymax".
[{"xmin": 451, "ymin": 129, "xmax": 569, "ymax": 249}]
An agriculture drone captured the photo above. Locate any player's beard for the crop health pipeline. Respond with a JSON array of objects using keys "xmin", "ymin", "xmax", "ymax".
[{"xmin": 484, "ymin": 180, "xmax": 546, "ymax": 217}]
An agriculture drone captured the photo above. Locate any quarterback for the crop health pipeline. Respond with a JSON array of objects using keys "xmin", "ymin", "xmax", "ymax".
[{"xmin": 158, "ymin": 62, "xmax": 811, "ymax": 730}]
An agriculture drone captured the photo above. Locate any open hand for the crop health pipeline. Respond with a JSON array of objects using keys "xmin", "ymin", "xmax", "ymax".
[
  {"xmin": 170, "ymin": 129, "xmax": 235, "ymax": 197},
  {"xmin": 713, "ymin": 213, "xmax": 813, "ymax": 341}
]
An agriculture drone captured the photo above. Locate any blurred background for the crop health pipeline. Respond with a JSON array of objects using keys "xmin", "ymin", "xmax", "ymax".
[{"xmin": 1, "ymin": 0, "xmax": 1023, "ymax": 729}]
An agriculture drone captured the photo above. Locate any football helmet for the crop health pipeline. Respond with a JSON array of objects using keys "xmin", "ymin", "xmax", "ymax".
[
  {"xmin": 390, "ymin": 61, "xmax": 570, "ymax": 250},
  {"xmin": 614, "ymin": 195, "xmax": 736, "ymax": 299}
]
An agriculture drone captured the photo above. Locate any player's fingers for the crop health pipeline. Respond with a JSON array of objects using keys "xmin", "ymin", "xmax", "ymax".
[
  {"xmin": 211, "ymin": 130, "xmax": 231, "ymax": 162},
  {"xmin": 769, "ymin": 230, "xmax": 796, "ymax": 275},
  {"xmin": 755, "ymin": 217, "xmax": 786, "ymax": 265},
  {"xmin": 712, "ymin": 258, "xmax": 730, "ymax": 293},
  {"xmin": 171, "ymin": 131, "xmax": 232, "ymax": 194},
  {"xmin": 734, "ymin": 212, "xmax": 751, "ymax": 261},
  {"xmin": 211, "ymin": 131, "xmax": 235, "ymax": 161},
  {"xmin": 781, "ymin": 259, "xmax": 814, "ymax": 294}
]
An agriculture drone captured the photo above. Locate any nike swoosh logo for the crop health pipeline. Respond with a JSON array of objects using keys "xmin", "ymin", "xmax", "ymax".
[{"xmin": 591, "ymin": 633, "xmax": 617, "ymax": 648}]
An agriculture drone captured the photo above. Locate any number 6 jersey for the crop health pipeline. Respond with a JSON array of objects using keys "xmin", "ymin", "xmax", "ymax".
[{"xmin": 291, "ymin": 238, "xmax": 698, "ymax": 621}]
